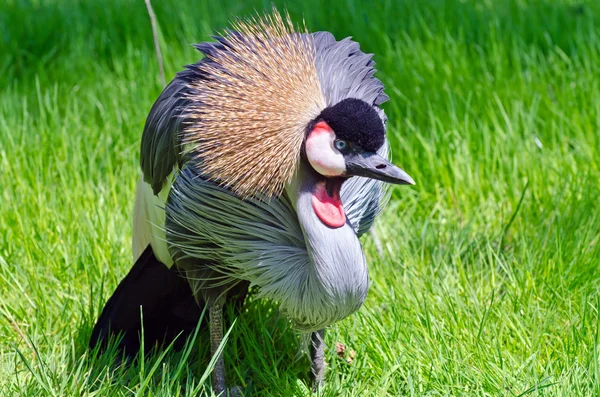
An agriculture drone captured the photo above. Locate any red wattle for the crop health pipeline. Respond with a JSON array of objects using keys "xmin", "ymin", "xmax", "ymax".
[{"xmin": 311, "ymin": 180, "xmax": 346, "ymax": 228}]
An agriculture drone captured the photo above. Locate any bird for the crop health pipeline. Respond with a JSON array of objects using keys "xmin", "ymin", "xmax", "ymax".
[{"xmin": 89, "ymin": 9, "xmax": 415, "ymax": 395}]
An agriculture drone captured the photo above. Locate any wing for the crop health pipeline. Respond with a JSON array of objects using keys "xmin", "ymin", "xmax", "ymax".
[
  {"xmin": 140, "ymin": 43, "xmax": 229, "ymax": 195},
  {"xmin": 137, "ymin": 55, "xmax": 216, "ymax": 265},
  {"xmin": 140, "ymin": 37, "xmax": 238, "ymax": 195},
  {"xmin": 141, "ymin": 77, "xmax": 188, "ymax": 195}
]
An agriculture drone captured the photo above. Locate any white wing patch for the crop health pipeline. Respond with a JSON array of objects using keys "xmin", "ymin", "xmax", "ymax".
[{"xmin": 132, "ymin": 173, "xmax": 175, "ymax": 267}]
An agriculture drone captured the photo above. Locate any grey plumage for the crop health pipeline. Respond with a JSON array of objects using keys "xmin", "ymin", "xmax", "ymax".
[
  {"xmin": 166, "ymin": 159, "xmax": 376, "ymax": 331},
  {"xmin": 313, "ymin": 32, "xmax": 389, "ymax": 107},
  {"xmin": 341, "ymin": 143, "xmax": 390, "ymax": 236}
]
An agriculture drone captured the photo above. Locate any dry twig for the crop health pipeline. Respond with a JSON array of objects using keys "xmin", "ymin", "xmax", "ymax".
[{"xmin": 144, "ymin": 0, "xmax": 166, "ymax": 86}]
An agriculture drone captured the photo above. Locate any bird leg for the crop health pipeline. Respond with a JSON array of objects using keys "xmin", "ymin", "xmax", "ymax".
[
  {"xmin": 310, "ymin": 328, "xmax": 326, "ymax": 391},
  {"xmin": 209, "ymin": 298, "xmax": 227, "ymax": 395}
]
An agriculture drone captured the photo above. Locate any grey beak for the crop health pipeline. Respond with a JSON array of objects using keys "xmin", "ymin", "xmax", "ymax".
[{"xmin": 344, "ymin": 152, "xmax": 415, "ymax": 185}]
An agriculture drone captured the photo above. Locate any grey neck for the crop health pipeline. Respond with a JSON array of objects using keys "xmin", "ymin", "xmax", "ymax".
[{"xmin": 285, "ymin": 160, "xmax": 369, "ymax": 331}]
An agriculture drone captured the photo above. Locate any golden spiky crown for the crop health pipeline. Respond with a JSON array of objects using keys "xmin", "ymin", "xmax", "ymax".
[{"xmin": 182, "ymin": 9, "xmax": 326, "ymax": 198}]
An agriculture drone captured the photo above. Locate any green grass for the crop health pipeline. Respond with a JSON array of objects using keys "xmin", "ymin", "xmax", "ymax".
[{"xmin": 1, "ymin": 0, "xmax": 600, "ymax": 395}]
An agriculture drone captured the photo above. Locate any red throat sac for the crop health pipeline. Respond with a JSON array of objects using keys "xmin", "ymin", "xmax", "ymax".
[{"xmin": 311, "ymin": 179, "xmax": 346, "ymax": 228}]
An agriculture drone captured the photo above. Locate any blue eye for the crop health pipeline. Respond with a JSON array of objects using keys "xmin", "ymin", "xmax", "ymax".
[{"xmin": 334, "ymin": 139, "xmax": 348, "ymax": 151}]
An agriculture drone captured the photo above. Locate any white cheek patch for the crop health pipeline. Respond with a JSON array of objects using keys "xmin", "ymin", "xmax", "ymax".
[{"xmin": 305, "ymin": 126, "xmax": 346, "ymax": 177}]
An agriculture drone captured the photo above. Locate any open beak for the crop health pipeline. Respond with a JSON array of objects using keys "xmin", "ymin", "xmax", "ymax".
[{"xmin": 344, "ymin": 152, "xmax": 415, "ymax": 185}]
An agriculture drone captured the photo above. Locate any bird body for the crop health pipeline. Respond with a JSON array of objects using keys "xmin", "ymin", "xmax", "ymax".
[
  {"xmin": 133, "ymin": 24, "xmax": 394, "ymax": 331},
  {"xmin": 91, "ymin": 9, "xmax": 414, "ymax": 393}
]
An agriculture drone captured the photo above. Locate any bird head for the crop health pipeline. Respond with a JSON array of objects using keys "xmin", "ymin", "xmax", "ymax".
[
  {"xmin": 305, "ymin": 97, "xmax": 414, "ymax": 185},
  {"xmin": 182, "ymin": 8, "xmax": 414, "ymax": 205},
  {"xmin": 301, "ymin": 97, "xmax": 414, "ymax": 228}
]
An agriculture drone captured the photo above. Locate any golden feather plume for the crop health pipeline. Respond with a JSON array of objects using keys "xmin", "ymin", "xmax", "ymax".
[{"xmin": 182, "ymin": 8, "xmax": 326, "ymax": 198}]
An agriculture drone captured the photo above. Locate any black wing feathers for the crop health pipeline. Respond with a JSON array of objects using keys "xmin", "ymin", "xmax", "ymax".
[{"xmin": 89, "ymin": 246, "xmax": 203, "ymax": 355}]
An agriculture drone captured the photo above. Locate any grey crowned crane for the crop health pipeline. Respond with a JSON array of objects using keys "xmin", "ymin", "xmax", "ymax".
[{"xmin": 89, "ymin": 9, "xmax": 414, "ymax": 394}]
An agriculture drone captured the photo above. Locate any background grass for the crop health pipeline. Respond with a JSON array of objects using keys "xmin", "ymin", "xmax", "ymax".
[{"xmin": 1, "ymin": 0, "xmax": 600, "ymax": 395}]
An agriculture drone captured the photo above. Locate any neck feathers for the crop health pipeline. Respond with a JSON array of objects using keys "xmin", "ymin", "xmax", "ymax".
[{"xmin": 285, "ymin": 161, "xmax": 369, "ymax": 331}]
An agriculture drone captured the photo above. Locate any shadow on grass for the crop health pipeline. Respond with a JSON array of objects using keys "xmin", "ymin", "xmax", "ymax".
[{"xmin": 72, "ymin": 294, "xmax": 311, "ymax": 396}]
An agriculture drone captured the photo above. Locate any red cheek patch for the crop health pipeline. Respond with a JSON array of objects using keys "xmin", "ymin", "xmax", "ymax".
[{"xmin": 311, "ymin": 180, "xmax": 346, "ymax": 228}]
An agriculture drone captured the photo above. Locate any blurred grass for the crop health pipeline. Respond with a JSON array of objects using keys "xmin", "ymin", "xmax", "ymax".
[{"xmin": 1, "ymin": 0, "xmax": 600, "ymax": 395}]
